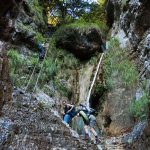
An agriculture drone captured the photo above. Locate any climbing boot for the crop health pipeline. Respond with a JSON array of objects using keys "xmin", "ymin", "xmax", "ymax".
[
  {"xmin": 95, "ymin": 136, "xmax": 101, "ymax": 144},
  {"xmin": 85, "ymin": 133, "xmax": 89, "ymax": 140}
]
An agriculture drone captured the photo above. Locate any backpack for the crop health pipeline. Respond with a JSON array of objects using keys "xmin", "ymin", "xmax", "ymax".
[
  {"xmin": 38, "ymin": 43, "xmax": 45, "ymax": 60},
  {"xmin": 79, "ymin": 104, "xmax": 96, "ymax": 116},
  {"xmin": 88, "ymin": 108, "xmax": 96, "ymax": 115},
  {"xmin": 79, "ymin": 110, "xmax": 89, "ymax": 122}
]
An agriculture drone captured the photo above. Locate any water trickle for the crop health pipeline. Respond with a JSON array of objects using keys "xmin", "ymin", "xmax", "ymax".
[{"xmin": 86, "ymin": 53, "xmax": 104, "ymax": 109}]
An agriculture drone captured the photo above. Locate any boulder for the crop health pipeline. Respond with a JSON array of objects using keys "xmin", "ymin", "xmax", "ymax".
[{"xmin": 56, "ymin": 27, "xmax": 104, "ymax": 60}]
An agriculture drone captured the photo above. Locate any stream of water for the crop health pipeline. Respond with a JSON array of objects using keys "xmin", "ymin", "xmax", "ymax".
[{"xmin": 86, "ymin": 53, "xmax": 104, "ymax": 109}]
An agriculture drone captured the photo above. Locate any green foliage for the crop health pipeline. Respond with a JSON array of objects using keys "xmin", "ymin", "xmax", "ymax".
[
  {"xmin": 34, "ymin": 32, "xmax": 46, "ymax": 44},
  {"xmin": 63, "ymin": 53, "xmax": 79, "ymax": 69},
  {"xmin": 89, "ymin": 55, "xmax": 98, "ymax": 65},
  {"xmin": 27, "ymin": 0, "xmax": 45, "ymax": 25},
  {"xmin": 43, "ymin": 59, "xmax": 56, "ymax": 79},
  {"xmin": 54, "ymin": 20, "xmax": 107, "ymax": 43},
  {"xmin": 7, "ymin": 48, "xmax": 55, "ymax": 88},
  {"xmin": 7, "ymin": 49, "xmax": 25, "ymax": 79},
  {"xmin": 95, "ymin": 84, "xmax": 108, "ymax": 94},
  {"xmin": 46, "ymin": 0, "xmax": 107, "ymax": 29},
  {"xmin": 61, "ymin": 20, "xmax": 104, "ymax": 34},
  {"xmin": 7, "ymin": 49, "xmax": 25, "ymax": 86},
  {"xmin": 65, "ymin": 21, "xmax": 100, "ymax": 30},
  {"xmin": 7, "ymin": 49, "xmax": 24, "ymax": 72},
  {"xmin": 129, "ymin": 79, "xmax": 150, "ymax": 120},
  {"xmin": 107, "ymin": 38, "xmax": 120, "ymax": 49},
  {"xmin": 30, "ymin": 57, "xmax": 38, "ymax": 66},
  {"xmin": 48, "ymin": 33, "xmax": 79, "ymax": 70},
  {"xmin": 47, "ymin": 0, "xmax": 91, "ymax": 24},
  {"xmin": 83, "ymin": 3, "xmax": 105, "ymax": 22},
  {"xmin": 54, "ymin": 80, "xmax": 72, "ymax": 99},
  {"xmin": 104, "ymin": 38, "xmax": 138, "ymax": 89},
  {"xmin": 16, "ymin": 22, "xmax": 36, "ymax": 35},
  {"xmin": 129, "ymin": 92, "xmax": 150, "ymax": 120},
  {"xmin": 81, "ymin": 0, "xmax": 108, "ymax": 33},
  {"xmin": 118, "ymin": 60, "xmax": 138, "ymax": 87}
]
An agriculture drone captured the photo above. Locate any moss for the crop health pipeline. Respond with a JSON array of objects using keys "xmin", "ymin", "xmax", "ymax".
[{"xmin": 55, "ymin": 21, "xmax": 103, "ymax": 36}]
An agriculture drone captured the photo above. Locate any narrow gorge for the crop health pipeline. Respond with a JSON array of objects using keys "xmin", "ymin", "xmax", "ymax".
[{"xmin": 0, "ymin": 0, "xmax": 150, "ymax": 150}]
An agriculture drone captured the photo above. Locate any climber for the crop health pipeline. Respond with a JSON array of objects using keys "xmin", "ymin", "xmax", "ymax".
[
  {"xmin": 88, "ymin": 114, "xmax": 100, "ymax": 143},
  {"xmin": 76, "ymin": 109, "xmax": 90, "ymax": 140},
  {"xmin": 76, "ymin": 104, "xmax": 100, "ymax": 143},
  {"xmin": 38, "ymin": 42, "xmax": 46, "ymax": 61},
  {"xmin": 62, "ymin": 100, "xmax": 76, "ymax": 125}
]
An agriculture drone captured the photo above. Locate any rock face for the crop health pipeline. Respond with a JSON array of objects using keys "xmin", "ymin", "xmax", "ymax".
[
  {"xmin": 0, "ymin": 0, "xmax": 149, "ymax": 149},
  {"xmin": 106, "ymin": 0, "xmax": 150, "ymax": 77},
  {"xmin": 103, "ymin": 0, "xmax": 150, "ymax": 148},
  {"xmin": 0, "ymin": 43, "xmax": 12, "ymax": 116},
  {"xmin": 0, "ymin": 0, "xmax": 25, "ymax": 115},
  {"xmin": 0, "ymin": 1, "xmax": 99, "ymax": 149},
  {"xmin": 0, "ymin": 0, "xmax": 21, "ymax": 41},
  {"xmin": 100, "ymin": 86, "xmax": 135, "ymax": 135},
  {"xmin": 56, "ymin": 27, "xmax": 104, "ymax": 60},
  {"xmin": 0, "ymin": 0, "xmax": 46, "ymax": 45},
  {"xmin": 0, "ymin": 0, "xmax": 46, "ymax": 114},
  {"xmin": 0, "ymin": 90, "xmax": 98, "ymax": 150}
]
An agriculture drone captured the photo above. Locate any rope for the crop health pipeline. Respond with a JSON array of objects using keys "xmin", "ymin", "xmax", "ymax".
[
  {"xmin": 23, "ymin": 70, "xmax": 31, "ymax": 87},
  {"xmin": 32, "ymin": 46, "xmax": 48, "ymax": 93},
  {"xmin": 86, "ymin": 53, "xmax": 104, "ymax": 109},
  {"xmin": 23, "ymin": 63, "xmax": 36, "ymax": 88},
  {"xmin": 24, "ymin": 43, "xmax": 49, "ymax": 93},
  {"xmin": 32, "ymin": 61, "xmax": 44, "ymax": 93},
  {"xmin": 24, "ymin": 61, "xmax": 38, "ymax": 92}
]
